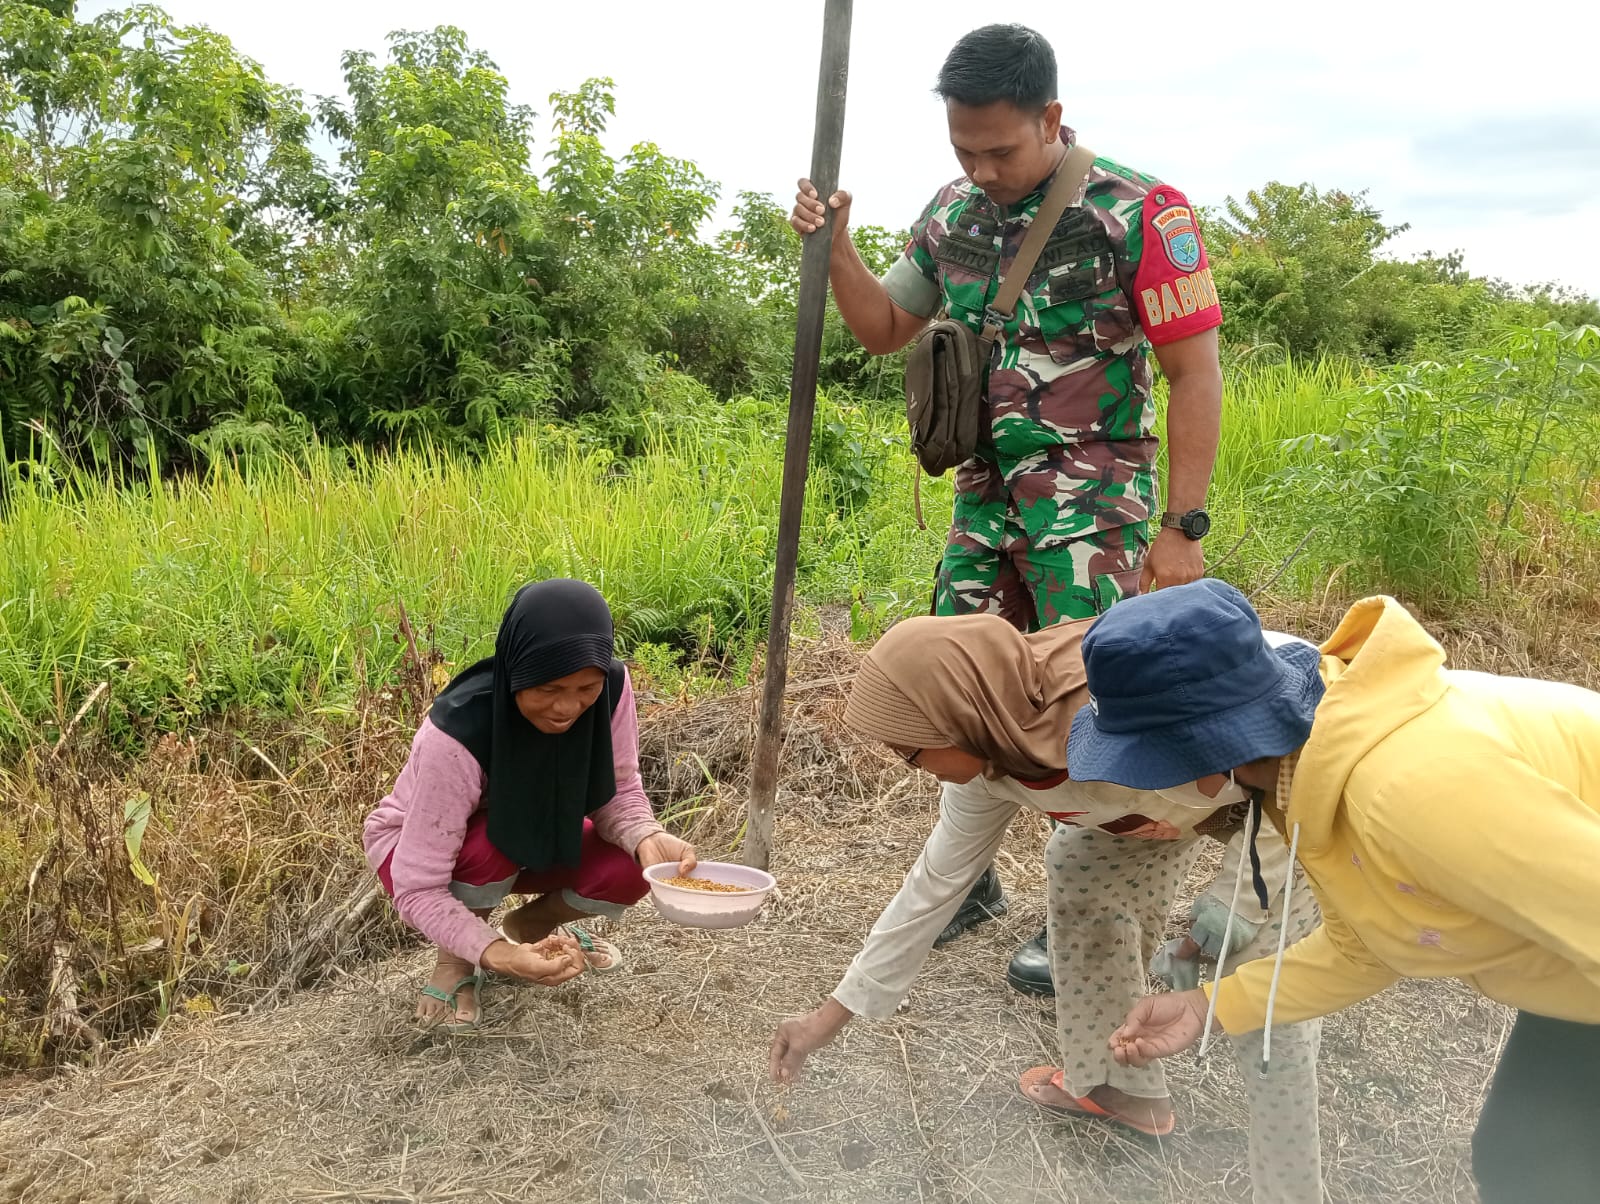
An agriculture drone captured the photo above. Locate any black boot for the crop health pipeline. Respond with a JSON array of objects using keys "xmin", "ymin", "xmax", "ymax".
[
  {"xmin": 1006, "ymin": 927, "xmax": 1054, "ymax": 996},
  {"xmin": 932, "ymin": 866, "xmax": 1007, "ymax": 948}
]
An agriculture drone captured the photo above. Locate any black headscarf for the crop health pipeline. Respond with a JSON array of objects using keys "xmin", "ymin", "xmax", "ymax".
[{"xmin": 429, "ymin": 579, "xmax": 626, "ymax": 871}]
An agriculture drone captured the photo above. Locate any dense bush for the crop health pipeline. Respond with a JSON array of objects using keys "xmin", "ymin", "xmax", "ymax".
[{"xmin": 1268, "ymin": 324, "xmax": 1600, "ymax": 603}]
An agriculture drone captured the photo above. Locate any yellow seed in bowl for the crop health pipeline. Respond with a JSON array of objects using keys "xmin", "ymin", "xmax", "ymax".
[{"xmin": 662, "ymin": 875, "xmax": 747, "ymax": 893}]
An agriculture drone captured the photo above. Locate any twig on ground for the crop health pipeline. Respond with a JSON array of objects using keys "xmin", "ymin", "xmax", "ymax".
[
  {"xmin": 41, "ymin": 1145, "xmax": 94, "ymax": 1170},
  {"xmin": 1029, "ymin": 1129, "xmax": 1069, "ymax": 1198},
  {"xmin": 266, "ymin": 879, "xmax": 382, "ymax": 993},
  {"xmin": 248, "ymin": 742, "xmax": 297, "ymax": 791},
  {"xmin": 745, "ymin": 1090, "xmax": 807, "ymax": 1190},
  {"xmin": 895, "ymin": 1028, "xmax": 931, "ymax": 1149},
  {"xmin": 687, "ymin": 947, "xmax": 716, "ymax": 1019}
]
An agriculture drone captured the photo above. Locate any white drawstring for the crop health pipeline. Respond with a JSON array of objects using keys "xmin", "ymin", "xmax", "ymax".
[
  {"xmin": 1198, "ymin": 800, "xmax": 1257, "ymax": 1057},
  {"xmin": 1259, "ymin": 820, "xmax": 1303, "ymax": 1075}
]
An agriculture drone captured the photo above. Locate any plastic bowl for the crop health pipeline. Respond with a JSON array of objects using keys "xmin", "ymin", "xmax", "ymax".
[{"xmin": 642, "ymin": 860, "xmax": 776, "ymax": 930}]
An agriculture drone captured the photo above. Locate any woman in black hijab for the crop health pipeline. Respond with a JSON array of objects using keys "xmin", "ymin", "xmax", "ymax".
[{"xmin": 364, "ymin": 579, "xmax": 696, "ymax": 1030}]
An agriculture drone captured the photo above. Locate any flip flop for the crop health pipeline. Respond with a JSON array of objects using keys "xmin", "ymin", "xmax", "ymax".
[
  {"xmin": 560, "ymin": 923, "xmax": 623, "ymax": 975},
  {"xmin": 1018, "ymin": 1066, "xmax": 1175, "ymax": 1138},
  {"xmin": 417, "ymin": 972, "xmax": 483, "ymax": 1034},
  {"xmin": 495, "ymin": 925, "xmax": 625, "ymax": 976}
]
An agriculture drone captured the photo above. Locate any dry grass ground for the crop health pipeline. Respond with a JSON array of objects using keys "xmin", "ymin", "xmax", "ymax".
[{"xmin": 2, "ymin": 596, "xmax": 1594, "ymax": 1204}]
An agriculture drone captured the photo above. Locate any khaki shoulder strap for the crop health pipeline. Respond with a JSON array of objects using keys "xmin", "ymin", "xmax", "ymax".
[{"xmin": 980, "ymin": 142, "xmax": 1096, "ymax": 347}]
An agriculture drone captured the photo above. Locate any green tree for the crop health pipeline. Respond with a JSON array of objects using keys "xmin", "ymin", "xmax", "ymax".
[
  {"xmin": 303, "ymin": 25, "xmax": 551, "ymax": 442},
  {"xmin": 1, "ymin": 10, "xmax": 812, "ymax": 463},
  {"xmin": 1206, "ymin": 182, "xmax": 1406, "ymax": 359},
  {"xmin": 0, "ymin": 0, "xmax": 327, "ymax": 465},
  {"xmin": 717, "ymin": 192, "xmax": 911, "ymax": 399},
  {"xmin": 1490, "ymin": 280, "xmax": 1600, "ymax": 331},
  {"xmin": 307, "ymin": 35, "xmax": 791, "ymax": 444},
  {"xmin": 9, "ymin": 5, "xmax": 1591, "ymax": 472}
]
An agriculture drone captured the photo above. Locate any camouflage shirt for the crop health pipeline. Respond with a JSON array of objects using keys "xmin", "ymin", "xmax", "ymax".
[{"xmin": 882, "ymin": 134, "xmax": 1222, "ymax": 549}]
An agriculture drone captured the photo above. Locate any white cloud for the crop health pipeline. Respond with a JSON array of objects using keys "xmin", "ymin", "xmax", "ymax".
[{"xmin": 77, "ymin": 0, "xmax": 1600, "ymax": 295}]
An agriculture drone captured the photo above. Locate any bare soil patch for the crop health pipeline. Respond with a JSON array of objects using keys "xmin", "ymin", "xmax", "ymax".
[{"xmin": 0, "ymin": 810, "xmax": 1504, "ymax": 1204}]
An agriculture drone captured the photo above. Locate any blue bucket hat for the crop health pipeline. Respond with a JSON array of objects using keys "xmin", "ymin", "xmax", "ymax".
[{"xmin": 1066, "ymin": 579, "xmax": 1325, "ymax": 790}]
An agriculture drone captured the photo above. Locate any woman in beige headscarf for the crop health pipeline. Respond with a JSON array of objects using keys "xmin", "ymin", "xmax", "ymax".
[{"xmin": 767, "ymin": 613, "xmax": 1324, "ymax": 1204}]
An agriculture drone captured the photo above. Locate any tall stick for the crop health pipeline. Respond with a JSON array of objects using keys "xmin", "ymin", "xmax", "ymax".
[{"xmin": 741, "ymin": 0, "xmax": 853, "ymax": 870}]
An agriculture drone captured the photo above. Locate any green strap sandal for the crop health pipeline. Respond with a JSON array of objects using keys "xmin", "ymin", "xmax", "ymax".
[
  {"xmin": 492, "ymin": 924, "xmax": 624, "ymax": 975},
  {"xmin": 561, "ymin": 924, "xmax": 623, "ymax": 975},
  {"xmin": 417, "ymin": 972, "xmax": 483, "ymax": 1033}
]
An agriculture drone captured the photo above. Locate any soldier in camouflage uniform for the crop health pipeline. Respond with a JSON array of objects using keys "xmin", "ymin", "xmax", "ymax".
[
  {"xmin": 791, "ymin": 22, "xmax": 1225, "ymax": 988},
  {"xmin": 898, "ymin": 160, "xmax": 1219, "ymax": 627}
]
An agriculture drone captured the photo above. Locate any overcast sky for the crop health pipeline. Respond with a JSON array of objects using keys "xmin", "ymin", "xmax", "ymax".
[{"xmin": 81, "ymin": 0, "xmax": 1600, "ymax": 296}]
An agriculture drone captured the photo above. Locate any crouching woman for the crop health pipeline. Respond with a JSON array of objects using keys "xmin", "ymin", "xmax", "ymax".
[{"xmin": 363, "ymin": 579, "xmax": 695, "ymax": 1029}]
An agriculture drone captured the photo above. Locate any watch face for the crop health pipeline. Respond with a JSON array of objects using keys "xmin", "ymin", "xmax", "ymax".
[{"xmin": 1184, "ymin": 509, "xmax": 1211, "ymax": 539}]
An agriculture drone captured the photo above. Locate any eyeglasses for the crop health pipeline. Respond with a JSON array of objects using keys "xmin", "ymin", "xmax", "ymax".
[{"xmin": 901, "ymin": 747, "xmax": 922, "ymax": 767}]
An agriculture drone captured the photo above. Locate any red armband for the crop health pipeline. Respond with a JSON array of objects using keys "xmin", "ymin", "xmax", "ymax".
[{"xmin": 1133, "ymin": 186, "xmax": 1223, "ymax": 346}]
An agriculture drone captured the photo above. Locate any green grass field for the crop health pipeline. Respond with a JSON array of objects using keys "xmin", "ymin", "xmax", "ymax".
[{"xmin": 0, "ymin": 361, "xmax": 1360, "ymax": 749}]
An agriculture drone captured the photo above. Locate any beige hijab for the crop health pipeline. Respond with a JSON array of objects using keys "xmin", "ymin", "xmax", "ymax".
[{"xmin": 842, "ymin": 613, "xmax": 1092, "ymax": 779}]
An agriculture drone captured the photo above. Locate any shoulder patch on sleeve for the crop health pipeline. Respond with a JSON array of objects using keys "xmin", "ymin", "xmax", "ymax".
[{"xmin": 1150, "ymin": 201, "xmax": 1202, "ymax": 271}]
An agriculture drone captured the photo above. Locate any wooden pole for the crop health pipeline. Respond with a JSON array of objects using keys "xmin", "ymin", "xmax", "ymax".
[{"xmin": 741, "ymin": 0, "xmax": 853, "ymax": 870}]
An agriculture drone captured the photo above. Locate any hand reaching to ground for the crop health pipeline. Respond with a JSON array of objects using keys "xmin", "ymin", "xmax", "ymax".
[
  {"xmin": 770, "ymin": 999, "xmax": 853, "ymax": 1084},
  {"xmin": 1110, "ymin": 989, "xmax": 1209, "ymax": 1067}
]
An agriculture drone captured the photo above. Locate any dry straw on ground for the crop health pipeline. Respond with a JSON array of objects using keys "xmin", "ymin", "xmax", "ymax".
[{"xmin": 3, "ymin": 597, "xmax": 1596, "ymax": 1203}]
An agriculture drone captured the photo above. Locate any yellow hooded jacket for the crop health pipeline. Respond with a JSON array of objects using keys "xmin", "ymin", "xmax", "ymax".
[{"xmin": 1211, "ymin": 595, "xmax": 1600, "ymax": 1034}]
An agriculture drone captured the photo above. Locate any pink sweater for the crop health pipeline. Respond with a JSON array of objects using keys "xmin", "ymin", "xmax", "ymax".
[{"xmin": 362, "ymin": 672, "xmax": 662, "ymax": 964}]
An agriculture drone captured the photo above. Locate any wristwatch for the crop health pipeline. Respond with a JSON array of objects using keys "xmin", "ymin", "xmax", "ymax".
[{"xmin": 1160, "ymin": 508, "xmax": 1211, "ymax": 541}]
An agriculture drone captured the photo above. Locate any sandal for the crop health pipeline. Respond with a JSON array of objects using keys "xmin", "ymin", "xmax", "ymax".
[
  {"xmin": 561, "ymin": 924, "xmax": 623, "ymax": 975},
  {"xmin": 417, "ymin": 972, "xmax": 483, "ymax": 1033},
  {"xmin": 494, "ymin": 924, "xmax": 624, "ymax": 976},
  {"xmin": 1018, "ymin": 1066, "xmax": 1175, "ymax": 1138}
]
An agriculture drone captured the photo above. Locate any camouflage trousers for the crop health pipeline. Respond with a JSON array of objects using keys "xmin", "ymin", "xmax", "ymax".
[{"xmin": 933, "ymin": 519, "xmax": 1147, "ymax": 631}]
